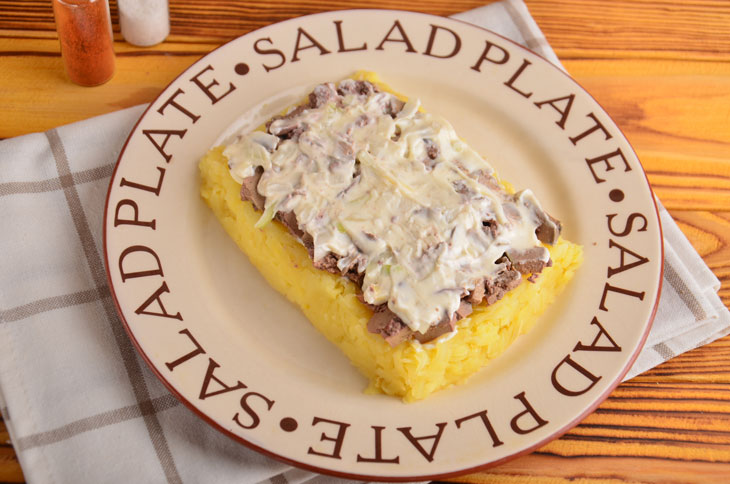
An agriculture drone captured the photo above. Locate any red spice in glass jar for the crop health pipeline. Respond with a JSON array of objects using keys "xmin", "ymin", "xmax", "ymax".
[{"xmin": 52, "ymin": 0, "xmax": 115, "ymax": 86}]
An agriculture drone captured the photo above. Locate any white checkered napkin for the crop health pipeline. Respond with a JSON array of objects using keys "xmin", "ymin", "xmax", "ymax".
[
  {"xmin": 0, "ymin": 1, "xmax": 728, "ymax": 483},
  {"xmin": 0, "ymin": 106, "xmax": 296, "ymax": 484},
  {"xmin": 452, "ymin": 0, "xmax": 563, "ymax": 69}
]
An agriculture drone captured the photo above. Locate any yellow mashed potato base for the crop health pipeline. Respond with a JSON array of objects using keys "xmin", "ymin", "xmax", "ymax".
[
  {"xmin": 200, "ymin": 72, "xmax": 582, "ymax": 401},
  {"xmin": 199, "ymin": 150, "xmax": 582, "ymax": 402}
]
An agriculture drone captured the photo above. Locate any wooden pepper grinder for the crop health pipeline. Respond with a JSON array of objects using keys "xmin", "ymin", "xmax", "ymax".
[{"xmin": 52, "ymin": 0, "xmax": 115, "ymax": 86}]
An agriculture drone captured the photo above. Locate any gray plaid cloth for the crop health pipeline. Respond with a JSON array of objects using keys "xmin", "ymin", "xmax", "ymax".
[{"xmin": 1, "ymin": 0, "xmax": 728, "ymax": 482}]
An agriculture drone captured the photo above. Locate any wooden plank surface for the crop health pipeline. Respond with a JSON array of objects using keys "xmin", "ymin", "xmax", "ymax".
[{"xmin": 1, "ymin": 0, "xmax": 729, "ymax": 483}]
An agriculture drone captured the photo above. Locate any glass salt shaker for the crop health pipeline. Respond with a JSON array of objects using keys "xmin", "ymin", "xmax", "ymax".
[{"xmin": 118, "ymin": 0, "xmax": 171, "ymax": 47}]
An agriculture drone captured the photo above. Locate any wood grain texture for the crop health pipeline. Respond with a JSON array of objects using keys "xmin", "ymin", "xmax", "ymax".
[
  {"xmin": 1, "ymin": 1, "xmax": 729, "ymax": 483},
  {"xmin": 0, "ymin": 417, "xmax": 23, "ymax": 483},
  {"xmin": 531, "ymin": 0, "xmax": 730, "ymax": 60},
  {"xmin": 672, "ymin": 211, "xmax": 730, "ymax": 308}
]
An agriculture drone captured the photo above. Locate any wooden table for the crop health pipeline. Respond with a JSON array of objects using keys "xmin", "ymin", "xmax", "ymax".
[{"xmin": 1, "ymin": 0, "xmax": 729, "ymax": 482}]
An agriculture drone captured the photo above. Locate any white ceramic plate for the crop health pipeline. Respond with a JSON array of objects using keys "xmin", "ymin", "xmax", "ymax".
[{"xmin": 104, "ymin": 10, "xmax": 663, "ymax": 481}]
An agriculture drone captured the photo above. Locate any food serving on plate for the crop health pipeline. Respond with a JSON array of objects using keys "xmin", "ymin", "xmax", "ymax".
[{"xmin": 199, "ymin": 71, "xmax": 583, "ymax": 401}]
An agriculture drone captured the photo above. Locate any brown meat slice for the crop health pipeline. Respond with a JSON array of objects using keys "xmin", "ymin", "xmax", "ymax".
[
  {"xmin": 240, "ymin": 167, "xmax": 265, "ymax": 211},
  {"xmin": 484, "ymin": 269, "xmax": 522, "ymax": 305},
  {"xmin": 536, "ymin": 212, "xmax": 562, "ymax": 245},
  {"xmin": 312, "ymin": 253, "xmax": 340, "ymax": 273},
  {"xmin": 267, "ymin": 84, "xmax": 336, "ymax": 139},
  {"xmin": 336, "ymin": 79, "xmax": 375, "ymax": 97},
  {"xmin": 273, "ymin": 210, "xmax": 317, "ymax": 256},
  {"xmin": 309, "ymin": 83, "xmax": 338, "ymax": 108},
  {"xmin": 367, "ymin": 308, "xmax": 412, "ymax": 347},
  {"xmin": 345, "ymin": 266, "xmax": 365, "ymax": 286},
  {"xmin": 506, "ymin": 247, "xmax": 550, "ymax": 275},
  {"xmin": 385, "ymin": 97, "xmax": 405, "ymax": 117},
  {"xmin": 514, "ymin": 190, "xmax": 562, "ymax": 245},
  {"xmin": 413, "ymin": 301, "xmax": 472, "ymax": 343},
  {"xmin": 469, "ymin": 280, "xmax": 486, "ymax": 305},
  {"xmin": 367, "ymin": 299, "xmax": 472, "ymax": 346},
  {"xmin": 266, "ymin": 105, "xmax": 308, "ymax": 139},
  {"xmin": 276, "ymin": 210, "xmax": 303, "ymax": 237},
  {"xmin": 278, "ymin": 210, "xmax": 356, "ymax": 282},
  {"xmin": 456, "ymin": 300, "xmax": 473, "ymax": 319},
  {"xmin": 413, "ymin": 319, "xmax": 454, "ymax": 343}
]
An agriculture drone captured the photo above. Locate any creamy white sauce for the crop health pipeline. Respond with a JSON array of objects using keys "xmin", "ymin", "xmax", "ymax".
[{"xmin": 224, "ymin": 80, "xmax": 550, "ymax": 334}]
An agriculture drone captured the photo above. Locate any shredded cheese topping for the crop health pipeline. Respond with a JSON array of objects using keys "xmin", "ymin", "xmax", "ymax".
[{"xmin": 224, "ymin": 80, "xmax": 551, "ymax": 334}]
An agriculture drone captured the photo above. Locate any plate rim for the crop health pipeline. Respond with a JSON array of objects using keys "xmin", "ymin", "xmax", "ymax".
[{"xmin": 102, "ymin": 8, "xmax": 665, "ymax": 481}]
